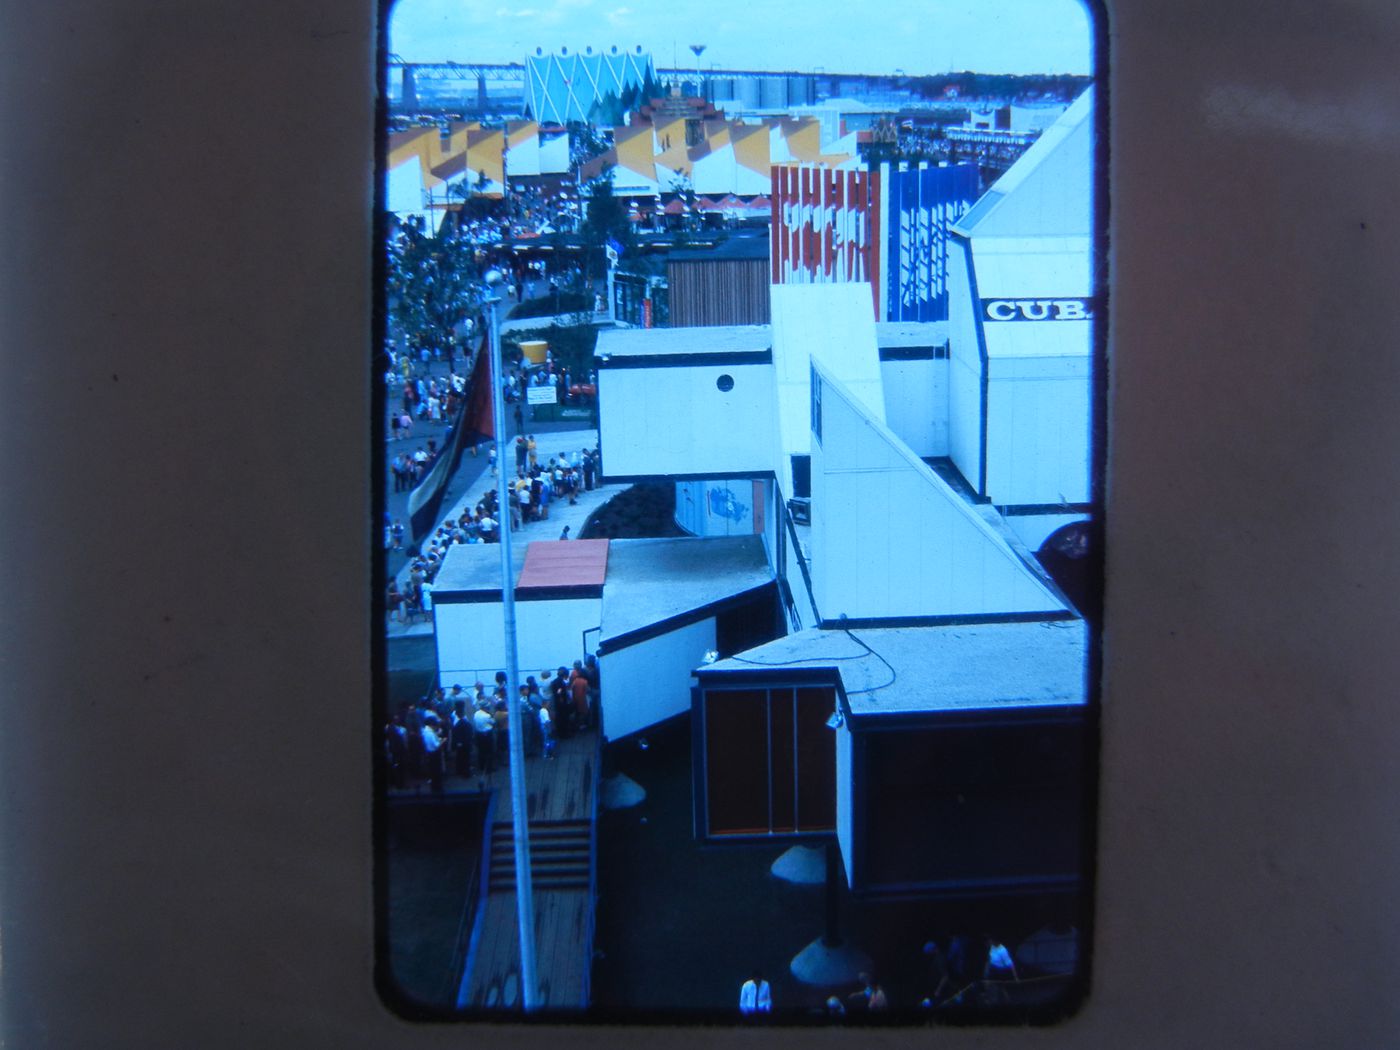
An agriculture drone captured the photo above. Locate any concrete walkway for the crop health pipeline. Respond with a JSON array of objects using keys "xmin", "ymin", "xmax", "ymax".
[{"xmin": 386, "ymin": 428, "xmax": 626, "ymax": 640}]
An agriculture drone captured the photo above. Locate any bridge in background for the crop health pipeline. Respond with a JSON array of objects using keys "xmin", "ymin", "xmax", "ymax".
[{"xmin": 387, "ymin": 56, "xmax": 904, "ymax": 114}]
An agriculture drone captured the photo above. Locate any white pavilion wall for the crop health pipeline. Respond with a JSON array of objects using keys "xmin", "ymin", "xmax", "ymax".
[
  {"xmin": 601, "ymin": 617, "xmax": 716, "ymax": 741},
  {"xmin": 809, "ymin": 371, "xmax": 1063, "ymax": 621},
  {"xmin": 985, "ymin": 353, "xmax": 1092, "ymax": 507},
  {"xmin": 879, "ymin": 357, "xmax": 948, "ymax": 458},
  {"xmin": 597, "ymin": 362, "xmax": 775, "ymax": 478},
  {"xmin": 946, "ymin": 238, "xmax": 984, "ymax": 494}
]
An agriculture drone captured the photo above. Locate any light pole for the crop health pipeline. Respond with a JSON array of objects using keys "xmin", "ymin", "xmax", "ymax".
[
  {"xmin": 688, "ymin": 44, "xmax": 706, "ymax": 99},
  {"xmin": 482, "ymin": 269, "xmax": 539, "ymax": 1012}
]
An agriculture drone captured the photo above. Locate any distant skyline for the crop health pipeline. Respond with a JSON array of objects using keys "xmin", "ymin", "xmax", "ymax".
[{"xmin": 388, "ymin": 0, "xmax": 1095, "ymax": 77}]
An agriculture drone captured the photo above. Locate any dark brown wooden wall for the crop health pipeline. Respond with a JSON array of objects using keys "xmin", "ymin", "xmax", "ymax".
[{"xmin": 667, "ymin": 258, "xmax": 771, "ymax": 327}]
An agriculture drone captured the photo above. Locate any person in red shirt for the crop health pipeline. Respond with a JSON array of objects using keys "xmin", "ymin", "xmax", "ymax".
[{"xmin": 570, "ymin": 661, "xmax": 590, "ymax": 730}]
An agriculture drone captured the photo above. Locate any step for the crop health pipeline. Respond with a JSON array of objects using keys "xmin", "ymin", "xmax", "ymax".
[
  {"xmin": 490, "ymin": 858, "xmax": 590, "ymax": 873},
  {"xmin": 489, "ymin": 837, "xmax": 590, "ymax": 855},
  {"xmin": 491, "ymin": 873, "xmax": 590, "ymax": 887},
  {"xmin": 490, "ymin": 831, "xmax": 590, "ymax": 850},
  {"xmin": 496, "ymin": 875, "xmax": 590, "ymax": 884},
  {"xmin": 488, "ymin": 881, "xmax": 590, "ymax": 894},
  {"xmin": 492, "ymin": 828, "xmax": 590, "ymax": 845},
  {"xmin": 492, "ymin": 848, "xmax": 588, "ymax": 861},
  {"xmin": 490, "ymin": 862, "xmax": 588, "ymax": 879}
]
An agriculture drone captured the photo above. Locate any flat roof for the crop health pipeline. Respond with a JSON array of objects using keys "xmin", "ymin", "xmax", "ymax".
[
  {"xmin": 518, "ymin": 538, "xmax": 609, "ymax": 595},
  {"xmin": 431, "ymin": 541, "xmax": 526, "ymax": 600},
  {"xmin": 702, "ymin": 619, "xmax": 1087, "ymax": 717},
  {"xmin": 600, "ymin": 535, "xmax": 772, "ymax": 646},
  {"xmin": 595, "ymin": 326, "xmax": 770, "ymax": 360},
  {"xmin": 669, "ymin": 236, "xmax": 769, "ymax": 263},
  {"xmin": 875, "ymin": 321, "xmax": 948, "ymax": 347}
]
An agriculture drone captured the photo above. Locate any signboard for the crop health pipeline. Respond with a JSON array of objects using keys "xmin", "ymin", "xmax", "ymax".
[
  {"xmin": 771, "ymin": 162, "xmax": 978, "ymax": 324},
  {"xmin": 771, "ymin": 166, "xmax": 874, "ymax": 290},
  {"xmin": 526, "ymin": 385, "xmax": 558, "ymax": 405},
  {"xmin": 981, "ymin": 298, "xmax": 1095, "ymax": 322}
]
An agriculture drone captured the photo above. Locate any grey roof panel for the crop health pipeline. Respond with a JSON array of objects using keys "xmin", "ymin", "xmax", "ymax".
[
  {"xmin": 704, "ymin": 620, "xmax": 1088, "ymax": 716},
  {"xmin": 600, "ymin": 535, "xmax": 773, "ymax": 643}
]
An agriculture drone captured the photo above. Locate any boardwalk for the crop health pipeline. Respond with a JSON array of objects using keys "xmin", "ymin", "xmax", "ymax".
[{"xmin": 393, "ymin": 725, "xmax": 602, "ymax": 1011}]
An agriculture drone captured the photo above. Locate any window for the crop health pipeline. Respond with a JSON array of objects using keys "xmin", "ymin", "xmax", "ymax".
[
  {"xmin": 790, "ymin": 455, "xmax": 811, "ymax": 499},
  {"xmin": 700, "ymin": 685, "xmax": 836, "ymax": 836}
]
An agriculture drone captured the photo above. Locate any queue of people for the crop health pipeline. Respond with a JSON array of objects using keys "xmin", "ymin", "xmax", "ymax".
[
  {"xmin": 384, "ymin": 487, "xmax": 503, "ymax": 625},
  {"xmin": 384, "ymin": 658, "xmax": 601, "ymax": 794},
  {"xmin": 384, "ymin": 440, "xmax": 602, "ymax": 629},
  {"xmin": 503, "ymin": 441, "xmax": 599, "ymax": 528}
]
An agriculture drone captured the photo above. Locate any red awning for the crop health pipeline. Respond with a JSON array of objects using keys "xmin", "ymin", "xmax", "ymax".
[{"xmin": 517, "ymin": 538, "xmax": 609, "ymax": 594}]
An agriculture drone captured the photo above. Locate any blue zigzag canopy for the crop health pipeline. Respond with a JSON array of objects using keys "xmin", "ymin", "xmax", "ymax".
[{"xmin": 525, "ymin": 48, "xmax": 655, "ymax": 124}]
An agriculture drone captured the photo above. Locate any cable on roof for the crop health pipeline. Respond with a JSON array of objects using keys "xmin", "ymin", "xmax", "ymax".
[
  {"xmin": 840, "ymin": 629, "xmax": 897, "ymax": 695},
  {"xmin": 724, "ymin": 630, "xmax": 897, "ymax": 696},
  {"xmin": 727, "ymin": 651, "xmax": 866, "ymax": 667}
]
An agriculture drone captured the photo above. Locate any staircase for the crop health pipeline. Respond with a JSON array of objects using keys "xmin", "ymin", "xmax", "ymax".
[{"xmin": 488, "ymin": 819, "xmax": 592, "ymax": 893}]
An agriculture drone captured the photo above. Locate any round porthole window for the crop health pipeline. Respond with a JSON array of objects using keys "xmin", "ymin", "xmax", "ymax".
[{"xmin": 716, "ymin": 374, "xmax": 735, "ymax": 392}]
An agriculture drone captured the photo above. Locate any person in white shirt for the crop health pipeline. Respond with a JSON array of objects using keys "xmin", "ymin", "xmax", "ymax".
[
  {"xmin": 538, "ymin": 700, "xmax": 554, "ymax": 759},
  {"xmin": 984, "ymin": 938, "xmax": 1018, "ymax": 981},
  {"xmin": 471, "ymin": 705, "xmax": 495, "ymax": 773},
  {"xmin": 420, "ymin": 721, "xmax": 444, "ymax": 795},
  {"xmin": 738, "ymin": 971, "xmax": 771, "ymax": 1018}
]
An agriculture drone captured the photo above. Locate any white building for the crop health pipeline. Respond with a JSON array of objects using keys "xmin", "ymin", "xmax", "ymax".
[
  {"xmin": 947, "ymin": 87, "xmax": 1095, "ymax": 548},
  {"xmin": 432, "ymin": 90, "xmax": 1098, "ymax": 898}
]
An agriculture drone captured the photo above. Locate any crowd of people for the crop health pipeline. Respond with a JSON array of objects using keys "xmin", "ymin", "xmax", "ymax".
[
  {"xmin": 393, "ymin": 360, "xmax": 468, "ymax": 427},
  {"xmin": 426, "ymin": 186, "xmax": 582, "ymax": 249},
  {"xmin": 385, "ymin": 657, "xmax": 601, "ymax": 794},
  {"xmin": 384, "ymin": 441, "xmax": 601, "ymax": 624},
  {"xmin": 738, "ymin": 933, "xmax": 1030, "ymax": 1020},
  {"xmin": 502, "ymin": 358, "xmax": 598, "ymax": 415},
  {"xmin": 383, "ymin": 327, "xmax": 475, "ymax": 500},
  {"xmin": 384, "ymin": 484, "xmax": 498, "ymax": 624},
  {"xmin": 500, "ymin": 438, "xmax": 600, "ymax": 529},
  {"xmin": 503, "ymin": 183, "xmax": 581, "ymax": 239}
]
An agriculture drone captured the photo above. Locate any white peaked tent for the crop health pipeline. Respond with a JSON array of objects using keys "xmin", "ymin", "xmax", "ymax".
[{"xmin": 947, "ymin": 88, "xmax": 1095, "ymax": 536}]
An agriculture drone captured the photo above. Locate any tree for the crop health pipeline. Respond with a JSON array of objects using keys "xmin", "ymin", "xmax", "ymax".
[
  {"xmin": 385, "ymin": 218, "xmax": 487, "ymax": 356},
  {"xmin": 568, "ymin": 121, "xmax": 610, "ymax": 168},
  {"xmin": 639, "ymin": 67, "xmax": 663, "ymax": 106},
  {"xmin": 587, "ymin": 90, "xmax": 625, "ymax": 128},
  {"xmin": 581, "ymin": 166, "xmax": 633, "ymax": 263},
  {"xmin": 666, "ymin": 172, "xmax": 698, "ymax": 236}
]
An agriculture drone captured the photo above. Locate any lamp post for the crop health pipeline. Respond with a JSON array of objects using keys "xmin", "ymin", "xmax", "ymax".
[
  {"xmin": 688, "ymin": 43, "xmax": 706, "ymax": 99},
  {"xmin": 482, "ymin": 269, "xmax": 539, "ymax": 1012}
]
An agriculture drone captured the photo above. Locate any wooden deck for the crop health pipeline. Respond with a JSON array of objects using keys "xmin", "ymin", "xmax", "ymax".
[
  {"xmin": 466, "ymin": 874, "xmax": 593, "ymax": 1010},
  {"xmin": 425, "ymin": 727, "xmax": 601, "ymax": 1011}
]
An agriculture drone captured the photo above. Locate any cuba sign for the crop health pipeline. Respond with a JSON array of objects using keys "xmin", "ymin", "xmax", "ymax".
[{"xmin": 982, "ymin": 298, "xmax": 1095, "ymax": 322}]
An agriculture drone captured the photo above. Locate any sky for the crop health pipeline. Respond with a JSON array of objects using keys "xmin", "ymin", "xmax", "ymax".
[{"xmin": 388, "ymin": 0, "xmax": 1095, "ymax": 76}]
